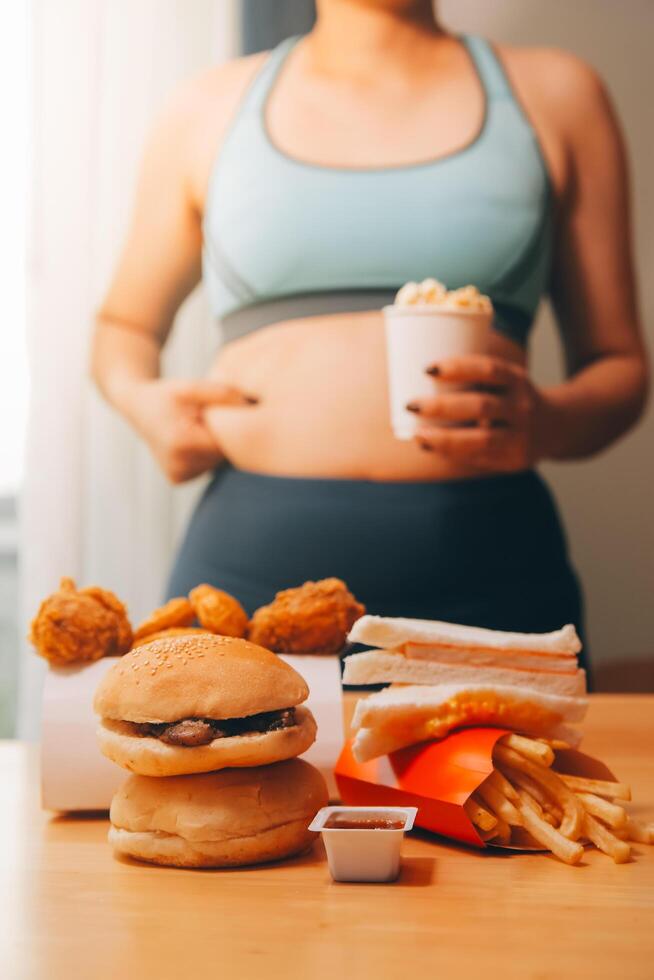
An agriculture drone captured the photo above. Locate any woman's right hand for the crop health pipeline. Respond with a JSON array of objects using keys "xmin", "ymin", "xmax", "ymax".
[{"xmin": 125, "ymin": 378, "xmax": 258, "ymax": 483}]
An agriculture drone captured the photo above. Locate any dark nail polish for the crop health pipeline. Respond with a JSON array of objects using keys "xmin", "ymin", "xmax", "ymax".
[
  {"xmin": 405, "ymin": 401, "xmax": 420, "ymax": 413},
  {"xmin": 426, "ymin": 366, "xmax": 440, "ymax": 377},
  {"xmin": 245, "ymin": 395, "xmax": 259, "ymax": 405}
]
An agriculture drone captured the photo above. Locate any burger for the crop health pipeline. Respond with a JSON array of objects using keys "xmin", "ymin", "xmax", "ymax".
[
  {"xmin": 109, "ymin": 759, "xmax": 328, "ymax": 868},
  {"xmin": 94, "ymin": 633, "xmax": 317, "ymax": 776}
]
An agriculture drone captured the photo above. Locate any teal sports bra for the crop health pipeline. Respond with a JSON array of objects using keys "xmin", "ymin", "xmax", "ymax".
[{"xmin": 203, "ymin": 35, "xmax": 552, "ymax": 346}]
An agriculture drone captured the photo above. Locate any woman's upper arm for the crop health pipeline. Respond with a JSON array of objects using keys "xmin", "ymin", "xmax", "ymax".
[
  {"xmin": 97, "ymin": 91, "xmax": 203, "ymax": 343},
  {"xmin": 548, "ymin": 55, "xmax": 646, "ymax": 373}
]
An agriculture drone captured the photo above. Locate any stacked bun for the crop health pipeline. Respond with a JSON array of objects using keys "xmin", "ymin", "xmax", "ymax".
[
  {"xmin": 344, "ymin": 616, "xmax": 588, "ymax": 761},
  {"xmin": 94, "ymin": 633, "xmax": 327, "ymax": 868}
]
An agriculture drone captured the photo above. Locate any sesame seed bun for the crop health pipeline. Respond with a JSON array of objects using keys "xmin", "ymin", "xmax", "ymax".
[
  {"xmin": 94, "ymin": 634, "xmax": 309, "ymax": 723},
  {"xmin": 109, "ymin": 760, "xmax": 328, "ymax": 868},
  {"xmin": 93, "ymin": 634, "xmax": 315, "ymax": 775}
]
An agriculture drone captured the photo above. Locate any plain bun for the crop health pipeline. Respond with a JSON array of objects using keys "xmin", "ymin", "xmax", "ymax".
[
  {"xmin": 94, "ymin": 634, "xmax": 309, "ymax": 723},
  {"xmin": 109, "ymin": 759, "xmax": 328, "ymax": 868},
  {"xmin": 97, "ymin": 705, "xmax": 317, "ymax": 776},
  {"xmin": 109, "ymin": 820, "xmax": 314, "ymax": 869}
]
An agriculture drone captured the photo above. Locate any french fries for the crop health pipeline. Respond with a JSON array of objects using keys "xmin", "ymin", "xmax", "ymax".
[
  {"xmin": 464, "ymin": 795, "xmax": 498, "ymax": 833},
  {"xmin": 559, "ymin": 774, "xmax": 632, "ymax": 802},
  {"xmin": 476, "ymin": 778, "xmax": 522, "ymax": 827},
  {"xmin": 480, "ymin": 816, "xmax": 510, "ymax": 846},
  {"xmin": 582, "ymin": 813, "xmax": 630, "ymax": 864},
  {"xmin": 515, "ymin": 786, "xmax": 541, "ymax": 815},
  {"xmin": 494, "ymin": 743, "xmax": 585, "ymax": 840},
  {"xmin": 501, "ymin": 765, "xmax": 563, "ymax": 824},
  {"xmin": 575, "ymin": 792, "xmax": 627, "ymax": 830},
  {"xmin": 537, "ymin": 737, "xmax": 572, "ymax": 751},
  {"xmin": 463, "ymin": 733, "xmax": 653, "ymax": 866},
  {"xmin": 624, "ymin": 818, "xmax": 654, "ymax": 845},
  {"xmin": 503, "ymin": 732, "xmax": 555, "ymax": 767},
  {"xmin": 486, "ymin": 768, "xmax": 519, "ymax": 803},
  {"xmin": 516, "ymin": 791, "xmax": 584, "ymax": 865}
]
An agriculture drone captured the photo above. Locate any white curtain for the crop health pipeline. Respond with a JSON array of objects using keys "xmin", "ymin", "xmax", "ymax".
[{"xmin": 18, "ymin": 0, "xmax": 239, "ymax": 737}]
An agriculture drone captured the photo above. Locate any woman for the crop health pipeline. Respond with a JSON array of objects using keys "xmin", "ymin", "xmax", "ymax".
[{"xmin": 92, "ymin": 0, "xmax": 648, "ymax": 671}]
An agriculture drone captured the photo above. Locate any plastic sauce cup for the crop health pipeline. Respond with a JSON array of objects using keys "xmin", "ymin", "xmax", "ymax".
[{"xmin": 309, "ymin": 806, "xmax": 418, "ymax": 882}]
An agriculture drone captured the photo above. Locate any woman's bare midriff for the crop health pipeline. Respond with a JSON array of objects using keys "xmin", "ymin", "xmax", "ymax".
[{"xmin": 204, "ymin": 311, "xmax": 526, "ymax": 482}]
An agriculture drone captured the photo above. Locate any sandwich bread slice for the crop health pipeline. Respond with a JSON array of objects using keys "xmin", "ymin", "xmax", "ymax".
[
  {"xmin": 348, "ymin": 616, "xmax": 582, "ymax": 656},
  {"xmin": 351, "ymin": 682, "xmax": 588, "ymax": 762},
  {"xmin": 343, "ymin": 650, "xmax": 586, "ymax": 696},
  {"xmin": 346, "ymin": 615, "xmax": 585, "ymax": 693}
]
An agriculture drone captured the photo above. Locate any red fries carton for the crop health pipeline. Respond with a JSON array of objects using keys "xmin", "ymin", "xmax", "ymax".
[{"xmin": 334, "ymin": 728, "xmax": 616, "ymax": 849}]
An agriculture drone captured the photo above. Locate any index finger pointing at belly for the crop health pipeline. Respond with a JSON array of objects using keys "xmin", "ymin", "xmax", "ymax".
[
  {"xmin": 191, "ymin": 381, "xmax": 259, "ymax": 407},
  {"xmin": 427, "ymin": 355, "xmax": 518, "ymax": 389}
]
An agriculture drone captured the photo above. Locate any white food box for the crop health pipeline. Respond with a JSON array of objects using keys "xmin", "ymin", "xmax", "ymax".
[{"xmin": 41, "ymin": 653, "xmax": 343, "ymax": 811}]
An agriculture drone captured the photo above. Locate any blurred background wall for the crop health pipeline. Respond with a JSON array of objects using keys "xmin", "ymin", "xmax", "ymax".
[
  {"xmin": 16, "ymin": 0, "xmax": 240, "ymax": 736},
  {"xmin": 6, "ymin": 0, "xmax": 653, "ymax": 737}
]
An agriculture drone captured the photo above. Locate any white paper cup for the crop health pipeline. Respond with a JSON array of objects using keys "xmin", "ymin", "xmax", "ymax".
[{"xmin": 383, "ymin": 305, "xmax": 492, "ymax": 440}]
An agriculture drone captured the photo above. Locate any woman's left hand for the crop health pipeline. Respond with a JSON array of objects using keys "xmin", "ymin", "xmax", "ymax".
[{"xmin": 409, "ymin": 355, "xmax": 553, "ymax": 473}]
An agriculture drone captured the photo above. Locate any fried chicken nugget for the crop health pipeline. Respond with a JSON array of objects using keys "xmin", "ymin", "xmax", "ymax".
[
  {"xmin": 130, "ymin": 626, "xmax": 210, "ymax": 650},
  {"xmin": 132, "ymin": 597, "xmax": 195, "ymax": 643},
  {"xmin": 29, "ymin": 577, "xmax": 133, "ymax": 666},
  {"xmin": 189, "ymin": 584, "xmax": 248, "ymax": 638},
  {"xmin": 248, "ymin": 578, "xmax": 365, "ymax": 654}
]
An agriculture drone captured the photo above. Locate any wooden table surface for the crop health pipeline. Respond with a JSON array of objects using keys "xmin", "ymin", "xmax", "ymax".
[{"xmin": 2, "ymin": 694, "xmax": 653, "ymax": 980}]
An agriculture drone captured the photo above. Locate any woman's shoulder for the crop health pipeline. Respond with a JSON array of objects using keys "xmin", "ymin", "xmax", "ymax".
[
  {"xmin": 148, "ymin": 52, "xmax": 270, "ymax": 209},
  {"xmin": 496, "ymin": 43, "xmax": 609, "ymax": 123},
  {"xmin": 494, "ymin": 42, "xmax": 618, "ymax": 193},
  {"xmin": 167, "ymin": 52, "xmax": 270, "ymax": 127}
]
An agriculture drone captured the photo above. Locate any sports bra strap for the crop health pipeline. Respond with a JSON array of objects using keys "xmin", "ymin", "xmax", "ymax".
[
  {"xmin": 462, "ymin": 34, "xmax": 512, "ymax": 101},
  {"xmin": 239, "ymin": 35, "xmax": 299, "ymax": 114},
  {"xmin": 243, "ymin": 34, "xmax": 512, "ymax": 116}
]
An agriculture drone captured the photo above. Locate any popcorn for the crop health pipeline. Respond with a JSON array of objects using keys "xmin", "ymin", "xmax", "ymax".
[
  {"xmin": 394, "ymin": 281, "xmax": 422, "ymax": 306},
  {"xmin": 394, "ymin": 278, "xmax": 492, "ymax": 313},
  {"xmin": 442, "ymin": 285, "xmax": 493, "ymax": 314},
  {"xmin": 420, "ymin": 278, "xmax": 447, "ymax": 304}
]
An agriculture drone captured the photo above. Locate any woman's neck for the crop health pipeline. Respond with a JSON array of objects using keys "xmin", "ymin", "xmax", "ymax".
[{"xmin": 309, "ymin": 0, "xmax": 443, "ymax": 81}]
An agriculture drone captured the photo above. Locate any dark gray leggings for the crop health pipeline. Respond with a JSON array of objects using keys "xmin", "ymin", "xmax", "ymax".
[{"xmin": 167, "ymin": 466, "xmax": 587, "ymax": 671}]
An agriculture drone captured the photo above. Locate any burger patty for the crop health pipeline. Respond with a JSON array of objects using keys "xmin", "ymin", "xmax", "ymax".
[{"xmin": 130, "ymin": 707, "xmax": 298, "ymax": 747}]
